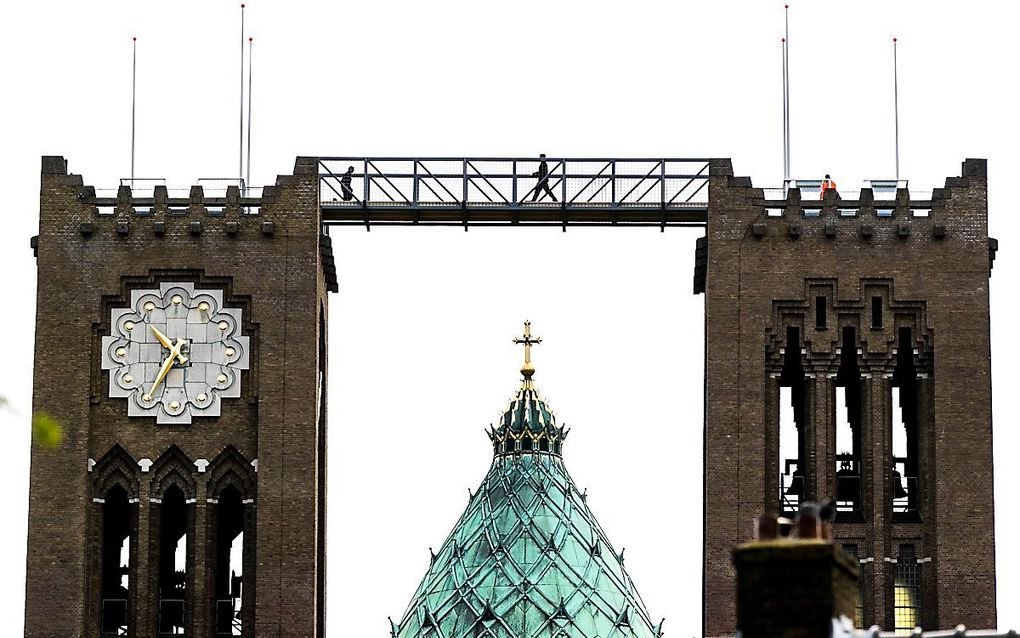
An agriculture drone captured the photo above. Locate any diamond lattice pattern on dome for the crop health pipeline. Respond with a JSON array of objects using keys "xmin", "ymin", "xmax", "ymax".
[{"xmin": 392, "ymin": 378, "xmax": 663, "ymax": 638}]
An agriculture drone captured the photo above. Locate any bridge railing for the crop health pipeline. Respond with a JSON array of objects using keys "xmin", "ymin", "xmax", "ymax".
[{"xmin": 319, "ymin": 157, "xmax": 712, "ymax": 212}]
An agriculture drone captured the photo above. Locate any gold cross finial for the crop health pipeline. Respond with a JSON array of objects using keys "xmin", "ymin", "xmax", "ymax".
[{"xmin": 513, "ymin": 321, "xmax": 542, "ymax": 379}]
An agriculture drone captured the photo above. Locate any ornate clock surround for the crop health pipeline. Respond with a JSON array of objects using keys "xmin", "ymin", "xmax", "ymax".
[{"xmin": 99, "ymin": 277, "xmax": 254, "ymax": 425}]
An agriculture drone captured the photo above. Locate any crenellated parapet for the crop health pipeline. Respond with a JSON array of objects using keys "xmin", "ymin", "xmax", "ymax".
[
  {"xmin": 702, "ymin": 158, "xmax": 994, "ymax": 271},
  {"xmin": 34, "ymin": 156, "xmax": 338, "ymax": 292}
]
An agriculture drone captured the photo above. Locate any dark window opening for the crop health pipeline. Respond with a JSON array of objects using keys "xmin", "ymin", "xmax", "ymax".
[
  {"xmin": 871, "ymin": 297, "xmax": 883, "ymax": 329},
  {"xmin": 841, "ymin": 543, "xmax": 865, "ymax": 628},
  {"xmin": 815, "ymin": 296, "xmax": 827, "ymax": 330},
  {"xmin": 521, "ymin": 434, "xmax": 533, "ymax": 452},
  {"xmin": 158, "ymin": 485, "xmax": 188, "ymax": 637},
  {"xmin": 215, "ymin": 486, "xmax": 245, "ymax": 636},
  {"xmin": 894, "ymin": 544, "xmax": 921, "ymax": 633},
  {"xmin": 892, "ymin": 328, "xmax": 920, "ymax": 521},
  {"xmin": 779, "ymin": 326, "xmax": 807, "ymax": 514},
  {"xmin": 835, "ymin": 327, "xmax": 864, "ymax": 521},
  {"xmin": 539, "ymin": 437, "xmax": 550, "ymax": 453},
  {"xmin": 101, "ymin": 485, "xmax": 132, "ymax": 637}
]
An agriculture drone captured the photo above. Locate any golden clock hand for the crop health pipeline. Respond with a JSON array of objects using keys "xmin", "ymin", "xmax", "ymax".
[
  {"xmin": 150, "ymin": 324, "xmax": 173, "ymax": 350},
  {"xmin": 153, "ymin": 324, "xmax": 190, "ymax": 365},
  {"xmin": 144, "ymin": 351, "xmax": 177, "ymax": 402},
  {"xmin": 170, "ymin": 337, "xmax": 189, "ymax": 365},
  {"xmin": 143, "ymin": 337, "xmax": 189, "ymax": 401}
]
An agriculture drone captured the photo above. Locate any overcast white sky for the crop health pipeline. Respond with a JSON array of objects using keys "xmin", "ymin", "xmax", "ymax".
[{"xmin": 1, "ymin": 1, "xmax": 1018, "ymax": 636}]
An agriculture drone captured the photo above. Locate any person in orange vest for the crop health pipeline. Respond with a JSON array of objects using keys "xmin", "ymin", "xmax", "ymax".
[{"xmin": 820, "ymin": 173, "xmax": 837, "ymax": 199}]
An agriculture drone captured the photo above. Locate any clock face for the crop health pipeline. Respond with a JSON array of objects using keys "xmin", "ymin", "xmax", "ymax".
[{"xmin": 101, "ymin": 282, "xmax": 250, "ymax": 424}]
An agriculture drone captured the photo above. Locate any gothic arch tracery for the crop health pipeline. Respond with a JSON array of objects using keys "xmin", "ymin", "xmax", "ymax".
[
  {"xmin": 93, "ymin": 444, "xmax": 139, "ymax": 500},
  {"xmin": 207, "ymin": 445, "xmax": 256, "ymax": 500},
  {"xmin": 150, "ymin": 445, "xmax": 197, "ymax": 500}
]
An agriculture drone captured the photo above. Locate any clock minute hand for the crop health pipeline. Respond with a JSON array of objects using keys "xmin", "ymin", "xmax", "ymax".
[{"xmin": 145, "ymin": 351, "xmax": 177, "ymax": 402}]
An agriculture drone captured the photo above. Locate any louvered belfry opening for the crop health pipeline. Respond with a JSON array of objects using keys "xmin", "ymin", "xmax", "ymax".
[
  {"xmin": 100, "ymin": 485, "xmax": 133, "ymax": 637},
  {"xmin": 892, "ymin": 327, "xmax": 920, "ymax": 521},
  {"xmin": 779, "ymin": 326, "xmax": 808, "ymax": 514},
  {"xmin": 835, "ymin": 326, "xmax": 863, "ymax": 521},
  {"xmin": 157, "ymin": 485, "xmax": 189, "ymax": 636},
  {"xmin": 214, "ymin": 486, "xmax": 245, "ymax": 636}
]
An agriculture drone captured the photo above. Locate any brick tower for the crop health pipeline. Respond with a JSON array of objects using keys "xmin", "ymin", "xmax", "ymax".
[
  {"xmin": 24, "ymin": 156, "xmax": 335, "ymax": 637},
  {"xmin": 700, "ymin": 159, "xmax": 997, "ymax": 635}
]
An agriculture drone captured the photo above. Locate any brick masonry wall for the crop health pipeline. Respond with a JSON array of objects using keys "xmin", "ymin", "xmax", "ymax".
[
  {"xmin": 733, "ymin": 541, "xmax": 859, "ymax": 638},
  {"xmin": 24, "ymin": 156, "xmax": 329, "ymax": 638},
  {"xmin": 703, "ymin": 159, "xmax": 996, "ymax": 635}
]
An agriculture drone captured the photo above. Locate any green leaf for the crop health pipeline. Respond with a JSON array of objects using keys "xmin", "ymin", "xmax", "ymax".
[{"xmin": 32, "ymin": 412, "xmax": 64, "ymax": 448}]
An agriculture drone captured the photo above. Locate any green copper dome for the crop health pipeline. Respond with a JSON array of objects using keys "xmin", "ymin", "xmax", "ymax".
[{"xmin": 391, "ymin": 325, "xmax": 663, "ymax": 638}]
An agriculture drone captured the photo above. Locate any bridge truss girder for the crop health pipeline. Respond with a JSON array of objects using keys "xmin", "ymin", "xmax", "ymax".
[{"xmin": 319, "ymin": 157, "xmax": 712, "ymax": 228}]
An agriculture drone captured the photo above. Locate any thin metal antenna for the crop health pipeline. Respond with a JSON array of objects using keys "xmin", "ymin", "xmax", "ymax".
[
  {"xmin": 782, "ymin": 36, "xmax": 788, "ymax": 190},
  {"xmin": 784, "ymin": 4, "xmax": 791, "ymax": 186},
  {"xmin": 893, "ymin": 36, "xmax": 900, "ymax": 181},
  {"xmin": 246, "ymin": 36, "xmax": 253, "ymax": 195},
  {"xmin": 131, "ymin": 36, "xmax": 137, "ymax": 185},
  {"xmin": 239, "ymin": 3, "xmax": 246, "ymax": 187}
]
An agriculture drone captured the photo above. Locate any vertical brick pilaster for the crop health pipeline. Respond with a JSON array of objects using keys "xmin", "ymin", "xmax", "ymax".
[
  {"xmin": 191, "ymin": 481, "xmax": 210, "ymax": 638},
  {"xmin": 865, "ymin": 372, "xmax": 891, "ymax": 629},
  {"xmin": 810, "ymin": 370, "xmax": 836, "ymax": 502},
  {"xmin": 134, "ymin": 483, "xmax": 153, "ymax": 638}
]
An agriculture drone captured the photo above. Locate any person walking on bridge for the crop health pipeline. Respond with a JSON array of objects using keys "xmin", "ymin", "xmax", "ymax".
[
  {"xmin": 530, "ymin": 154, "xmax": 558, "ymax": 202},
  {"xmin": 340, "ymin": 166, "xmax": 356, "ymax": 202}
]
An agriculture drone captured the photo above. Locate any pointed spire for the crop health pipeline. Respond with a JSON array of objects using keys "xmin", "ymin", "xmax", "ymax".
[{"xmin": 393, "ymin": 318, "xmax": 661, "ymax": 638}]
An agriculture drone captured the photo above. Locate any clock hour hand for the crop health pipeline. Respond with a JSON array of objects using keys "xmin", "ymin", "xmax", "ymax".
[
  {"xmin": 150, "ymin": 324, "xmax": 173, "ymax": 350},
  {"xmin": 150, "ymin": 325, "xmax": 189, "ymax": 365}
]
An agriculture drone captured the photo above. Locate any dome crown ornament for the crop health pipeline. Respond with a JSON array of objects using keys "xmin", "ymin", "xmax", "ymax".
[
  {"xmin": 489, "ymin": 322, "xmax": 568, "ymax": 457},
  {"xmin": 513, "ymin": 320, "xmax": 542, "ymax": 380}
]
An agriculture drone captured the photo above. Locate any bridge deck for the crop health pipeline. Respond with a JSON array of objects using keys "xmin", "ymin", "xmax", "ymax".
[{"xmin": 319, "ymin": 157, "xmax": 712, "ymax": 227}]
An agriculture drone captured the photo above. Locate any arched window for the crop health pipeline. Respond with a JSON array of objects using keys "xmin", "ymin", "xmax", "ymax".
[
  {"xmin": 779, "ymin": 326, "xmax": 807, "ymax": 513},
  {"xmin": 158, "ymin": 485, "xmax": 188, "ymax": 636},
  {"xmin": 214, "ymin": 486, "xmax": 246, "ymax": 636},
  {"xmin": 101, "ymin": 484, "xmax": 132, "ymax": 637},
  {"xmin": 835, "ymin": 326, "xmax": 863, "ymax": 520}
]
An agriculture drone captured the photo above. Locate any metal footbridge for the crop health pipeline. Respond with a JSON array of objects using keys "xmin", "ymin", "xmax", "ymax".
[{"xmin": 319, "ymin": 157, "xmax": 712, "ymax": 228}]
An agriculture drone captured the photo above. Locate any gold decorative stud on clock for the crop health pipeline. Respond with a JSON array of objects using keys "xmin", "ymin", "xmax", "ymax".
[{"xmin": 101, "ymin": 282, "xmax": 250, "ymax": 424}]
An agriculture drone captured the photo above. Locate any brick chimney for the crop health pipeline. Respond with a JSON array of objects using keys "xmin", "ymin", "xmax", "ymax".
[{"xmin": 733, "ymin": 511, "xmax": 859, "ymax": 638}]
